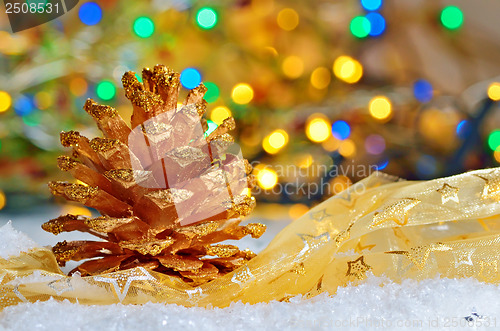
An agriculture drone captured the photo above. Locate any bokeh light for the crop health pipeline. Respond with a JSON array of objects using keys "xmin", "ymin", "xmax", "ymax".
[
  {"xmin": 282, "ymin": 55, "xmax": 304, "ymax": 79},
  {"xmin": 196, "ymin": 7, "xmax": 218, "ymax": 30},
  {"xmin": 0, "ymin": 190, "xmax": 5, "ymax": 210},
  {"xmin": 180, "ymin": 68, "xmax": 202, "ymax": 89},
  {"xmin": 257, "ymin": 167, "xmax": 278, "ymax": 190},
  {"xmin": 331, "ymin": 120, "xmax": 351, "ymax": 140},
  {"xmin": 488, "ymin": 130, "xmax": 500, "ymax": 151},
  {"xmin": 133, "ymin": 17, "xmax": 155, "ymax": 38},
  {"xmin": 365, "ymin": 134, "xmax": 386, "ymax": 155},
  {"xmin": 231, "ymin": 83, "xmax": 254, "ymax": 104},
  {"xmin": 96, "ymin": 80, "xmax": 116, "ymax": 100},
  {"xmin": 413, "ymin": 79, "xmax": 433, "ymax": 103},
  {"xmin": 204, "ymin": 82, "xmax": 220, "ymax": 103},
  {"xmin": 322, "ymin": 136, "xmax": 341, "ymax": 152},
  {"xmin": 263, "ymin": 129, "xmax": 289, "ymax": 154},
  {"xmin": 288, "ymin": 204, "xmax": 309, "ymax": 220},
  {"xmin": 34, "ymin": 91, "xmax": 52, "ymax": 110},
  {"xmin": 0, "ymin": 91, "xmax": 12, "ymax": 113},
  {"xmin": 210, "ymin": 106, "xmax": 231, "ymax": 125},
  {"xmin": 70, "ymin": 77, "xmax": 88, "ymax": 96},
  {"xmin": 14, "ymin": 95, "xmax": 35, "ymax": 116},
  {"xmin": 333, "ymin": 56, "xmax": 363, "ymax": 84},
  {"xmin": 350, "ymin": 16, "xmax": 371, "ymax": 38},
  {"xmin": 310, "ymin": 67, "xmax": 331, "ymax": 89},
  {"xmin": 78, "ymin": 2, "xmax": 102, "ymax": 26},
  {"xmin": 366, "ymin": 12, "xmax": 386, "ymax": 37},
  {"xmin": 361, "ymin": 0, "xmax": 382, "ymax": 11},
  {"xmin": 456, "ymin": 120, "xmax": 469, "ymax": 139},
  {"xmin": 277, "ymin": 8, "xmax": 299, "ymax": 31},
  {"xmin": 440, "ymin": 6, "xmax": 464, "ymax": 30},
  {"xmin": 494, "ymin": 148, "xmax": 500, "ymax": 163},
  {"xmin": 306, "ymin": 115, "xmax": 331, "ymax": 143},
  {"xmin": 330, "ymin": 175, "xmax": 352, "ymax": 195},
  {"xmin": 369, "ymin": 96, "xmax": 392, "ymax": 120},
  {"xmin": 339, "ymin": 139, "xmax": 356, "ymax": 157},
  {"xmin": 487, "ymin": 82, "xmax": 500, "ymax": 101},
  {"xmin": 205, "ymin": 120, "xmax": 218, "ymax": 136}
]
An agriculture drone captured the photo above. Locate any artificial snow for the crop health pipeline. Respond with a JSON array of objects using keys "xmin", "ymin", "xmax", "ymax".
[{"xmin": 1, "ymin": 221, "xmax": 499, "ymax": 330}]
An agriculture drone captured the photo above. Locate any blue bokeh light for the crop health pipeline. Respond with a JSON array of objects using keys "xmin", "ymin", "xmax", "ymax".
[
  {"xmin": 361, "ymin": 0, "xmax": 382, "ymax": 11},
  {"xmin": 375, "ymin": 158, "xmax": 389, "ymax": 170},
  {"xmin": 14, "ymin": 95, "xmax": 35, "ymax": 117},
  {"xmin": 413, "ymin": 79, "xmax": 433, "ymax": 103},
  {"xmin": 331, "ymin": 120, "xmax": 351, "ymax": 140},
  {"xmin": 180, "ymin": 68, "xmax": 202, "ymax": 89},
  {"xmin": 79, "ymin": 2, "xmax": 103, "ymax": 26},
  {"xmin": 456, "ymin": 120, "xmax": 469, "ymax": 139},
  {"xmin": 366, "ymin": 12, "xmax": 386, "ymax": 36}
]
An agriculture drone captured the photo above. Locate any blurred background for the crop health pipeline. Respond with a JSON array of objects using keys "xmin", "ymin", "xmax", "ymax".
[{"xmin": 1, "ymin": 0, "xmax": 500, "ymax": 243}]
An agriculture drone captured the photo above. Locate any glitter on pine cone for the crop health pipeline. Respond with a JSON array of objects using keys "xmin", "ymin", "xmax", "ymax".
[{"xmin": 42, "ymin": 65, "xmax": 265, "ymax": 285}]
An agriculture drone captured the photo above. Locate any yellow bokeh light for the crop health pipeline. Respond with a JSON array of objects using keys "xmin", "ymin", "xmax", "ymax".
[
  {"xmin": 369, "ymin": 96, "xmax": 392, "ymax": 121},
  {"xmin": 34, "ymin": 91, "xmax": 52, "ymax": 110},
  {"xmin": 310, "ymin": 67, "xmax": 331, "ymax": 89},
  {"xmin": 232, "ymin": 83, "xmax": 254, "ymax": 105},
  {"xmin": 333, "ymin": 56, "xmax": 363, "ymax": 84},
  {"xmin": 339, "ymin": 139, "xmax": 356, "ymax": 157},
  {"xmin": 210, "ymin": 106, "xmax": 232, "ymax": 125},
  {"xmin": 488, "ymin": 82, "xmax": 500, "ymax": 101},
  {"xmin": 241, "ymin": 187, "xmax": 252, "ymax": 197},
  {"xmin": 0, "ymin": 190, "xmax": 5, "ymax": 210},
  {"xmin": 252, "ymin": 0, "xmax": 274, "ymax": 16},
  {"xmin": 257, "ymin": 167, "xmax": 278, "ymax": 190},
  {"xmin": 329, "ymin": 175, "xmax": 352, "ymax": 195},
  {"xmin": 298, "ymin": 154, "xmax": 313, "ymax": 168},
  {"xmin": 61, "ymin": 204, "xmax": 92, "ymax": 217},
  {"xmin": 322, "ymin": 135, "xmax": 341, "ymax": 152},
  {"xmin": 69, "ymin": 77, "xmax": 88, "ymax": 96},
  {"xmin": 495, "ymin": 148, "xmax": 500, "ymax": 163},
  {"xmin": 0, "ymin": 91, "xmax": 12, "ymax": 113},
  {"xmin": 306, "ymin": 114, "xmax": 331, "ymax": 143},
  {"xmin": 277, "ymin": 8, "xmax": 299, "ymax": 31},
  {"xmin": 282, "ymin": 55, "xmax": 304, "ymax": 79},
  {"xmin": 263, "ymin": 129, "xmax": 289, "ymax": 154},
  {"xmin": 288, "ymin": 203, "xmax": 309, "ymax": 220}
]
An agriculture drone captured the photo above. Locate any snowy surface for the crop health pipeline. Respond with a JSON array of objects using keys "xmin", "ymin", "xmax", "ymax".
[{"xmin": 1, "ymin": 209, "xmax": 500, "ymax": 330}]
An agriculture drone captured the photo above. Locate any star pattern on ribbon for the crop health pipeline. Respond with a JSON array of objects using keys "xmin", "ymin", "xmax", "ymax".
[
  {"xmin": 479, "ymin": 260, "xmax": 500, "ymax": 282},
  {"xmin": 346, "ymin": 256, "xmax": 371, "ymax": 280},
  {"xmin": 436, "ymin": 183, "xmax": 460, "ymax": 204},
  {"xmin": 296, "ymin": 232, "xmax": 330, "ymax": 260},
  {"xmin": 386, "ymin": 243, "xmax": 451, "ymax": 270},
  {"xmin": 185, "ymin": 287, "xmax": 207, "ymax": 304},
  {"xmin": 371, "ymin": 198, "xmax": 421, "ymax": 228},
  {"xmin": 93, "ymin": 267, "xmax": 155, "ymax": 302},
  {"xmin": 354, "ymin": 241, "xmax": 376, "ymax": 254},
  {"xmin": 474, "ymin": 170, "xmax": 500, "ymax": 201},
  {"xmin": 454, "ymin": 249, "xmax": 475, "ymax": 268},
  {"xmin": 231, "ymin": 265, "xmax": 255, "ymax": 286},
  {"xmin": 311, "ymin": 209, "xmax": 331, "ymax": 222}
]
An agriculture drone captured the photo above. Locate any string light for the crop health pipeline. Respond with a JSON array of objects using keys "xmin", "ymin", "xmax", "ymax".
[
  {"xmin": 133, "ymin": 17, "xmax": 155, "ymax": 38},
  {"xmin": 366, "ymin": 12, "xmax": 385, "ymax": 37},
  {"xmin": 488, "ymin": 130, "xmax": 500, "ymax": 151},
  {"xmin": 487, "ymin": 82, "xmax": 500, "ymax": 101},
  {"xmin": 369, "ymin": 96, "xmax": 392, "ymax": 120},
  {"xmin": 331, "ymin": 120, "xmax": 351, "ymax": 140},
  {"xmin": 96, "ymin": 80, "xmax": 116, "ymax": 100},
  {"xmin": 277, "ymin": 8, "xmax": 299, "ymax": 31},
  {"xmin": 196, "ymin": 7, "xmax": 218, "ymax": 30},
  {"xmin": 204, "ymin": 82, "xmax": 220, "ymax": 103},
  {"xmin": 282, "ymin": 55, "xmax": 304, "ymax": 79},
  {"xmin": 257, "ymin": 167, "xmax": 278, "ymax": 190},
  {"xmin": 306, "ymin": 115, "xmax": 331, "ymax": 143},
  {"xmin": 78, "ymin": 2, "xmax": 102, "ymax": 26},
  {"xmin": 0, "ymin": 91, "xmax": 11, "ymax": 113},
  {"xmin": 310, "ymin": 67, "xmax": 331, "ymax": 89},
  {"xmin": 231, "ymin": 83, "xmax": 254, "ymax": 104},
  {"xmin": 14, "ymin": 95, "xmax": 34, "ymax": 116},
  {"xmin": 205, "ymin": 120, "xmax": 218, "ymax": 136},
  {"xmin": 440, "ymin": 6, "xmax": 464, "ymax": 30},
  {"xmin": 339, "ymin": 139, "xmax": 356, "ymax": 157},
  {"xmin": 361, "ymin": 0, "xmax": 382, "ymax": 11},
  {"xmin": 263, "ymin": 129, "xmax": 289, "ymax": 154},
  {"xmin": 210, "ymin": 106, "xmax": 231, "ymax": 125},
  {"xmin": 413, "ymin": 79, "xmax": 433, "ymax": 103},
  {"xmin": 350, "ymin": 16, "xmax": 371, "ymax": 39},
  {"xmin": 333, "ymin": 56, "xmax": 363, "ymax": 84},
  {"xmin": 180, "ymin": 68, "xmax": 202, "ymax": 89}
]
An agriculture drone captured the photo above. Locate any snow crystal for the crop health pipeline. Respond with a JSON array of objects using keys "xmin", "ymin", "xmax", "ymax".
[{"xmin": 0, "ymin": 221, "xmax": 38, "ymax": 259}]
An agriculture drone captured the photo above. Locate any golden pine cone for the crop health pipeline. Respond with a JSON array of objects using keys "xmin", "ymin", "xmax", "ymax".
[{"xmin": 42, "ymin": 65, "xmax": 265, "ymax": 284}]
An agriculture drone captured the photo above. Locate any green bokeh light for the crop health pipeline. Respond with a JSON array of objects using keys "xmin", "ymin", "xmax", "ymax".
[
  {"xmin": 350, "ymin": 16, "xmax": 371, "ymax": 39},
  {"xmin": 22, "ymin": 110, "xmax": 42, "ymax": 127},
  {"xmin": 133, "ymin": 17, "xmax": 155, "ymax": 38},
  {"xmin": 196, "ymin": 7, "xmax": 218, "ymax": 29},
  {"xmin": 488, "ymin": 130, "xmax": 500, "ymax": 151},
  {"xmin": 204, "ymin": 82, "xmax": 220, "ymax": 103},
  {"xmin": 205, "ymin": 120, "xmax": 218, "ymax": 136},
  {"xmin": 96, "ymin": 80, "xmax": 116, "ymax": 100},
  {"xmin": 440, "ymin": 6, "xmax": 463, "ymax": 30}
]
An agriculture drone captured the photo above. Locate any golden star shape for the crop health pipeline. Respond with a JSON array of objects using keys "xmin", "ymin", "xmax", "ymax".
[
  {"xmin": 354, "ymin": 241, "xmax": 376, "ymax": 254},
  {"xmin": 371, "ymin": 198, "xmax": 421, "ymax": 228},
  {"xmin": 296, "ymin": 232, "xmax": 330, "ymax": 259},
  {"xmin": 474, "ymin": 170, "xmax": 500, "ymax": 201},
  {"xmin": 436, "ymin": 183, "xmax": 460, "ymax": 204},
  {"xmin": 346, "ymin": 256, "xmax": 371, "ymax": 280},
  {"xmin": 386, "ymin": 243, "xmax": 451, "ymax": 270}
]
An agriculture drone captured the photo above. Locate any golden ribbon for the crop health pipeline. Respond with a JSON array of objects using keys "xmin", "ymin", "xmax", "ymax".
[{"xmin": 2, "ymin": 168, "xmax": 500, "ymax": 309}]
